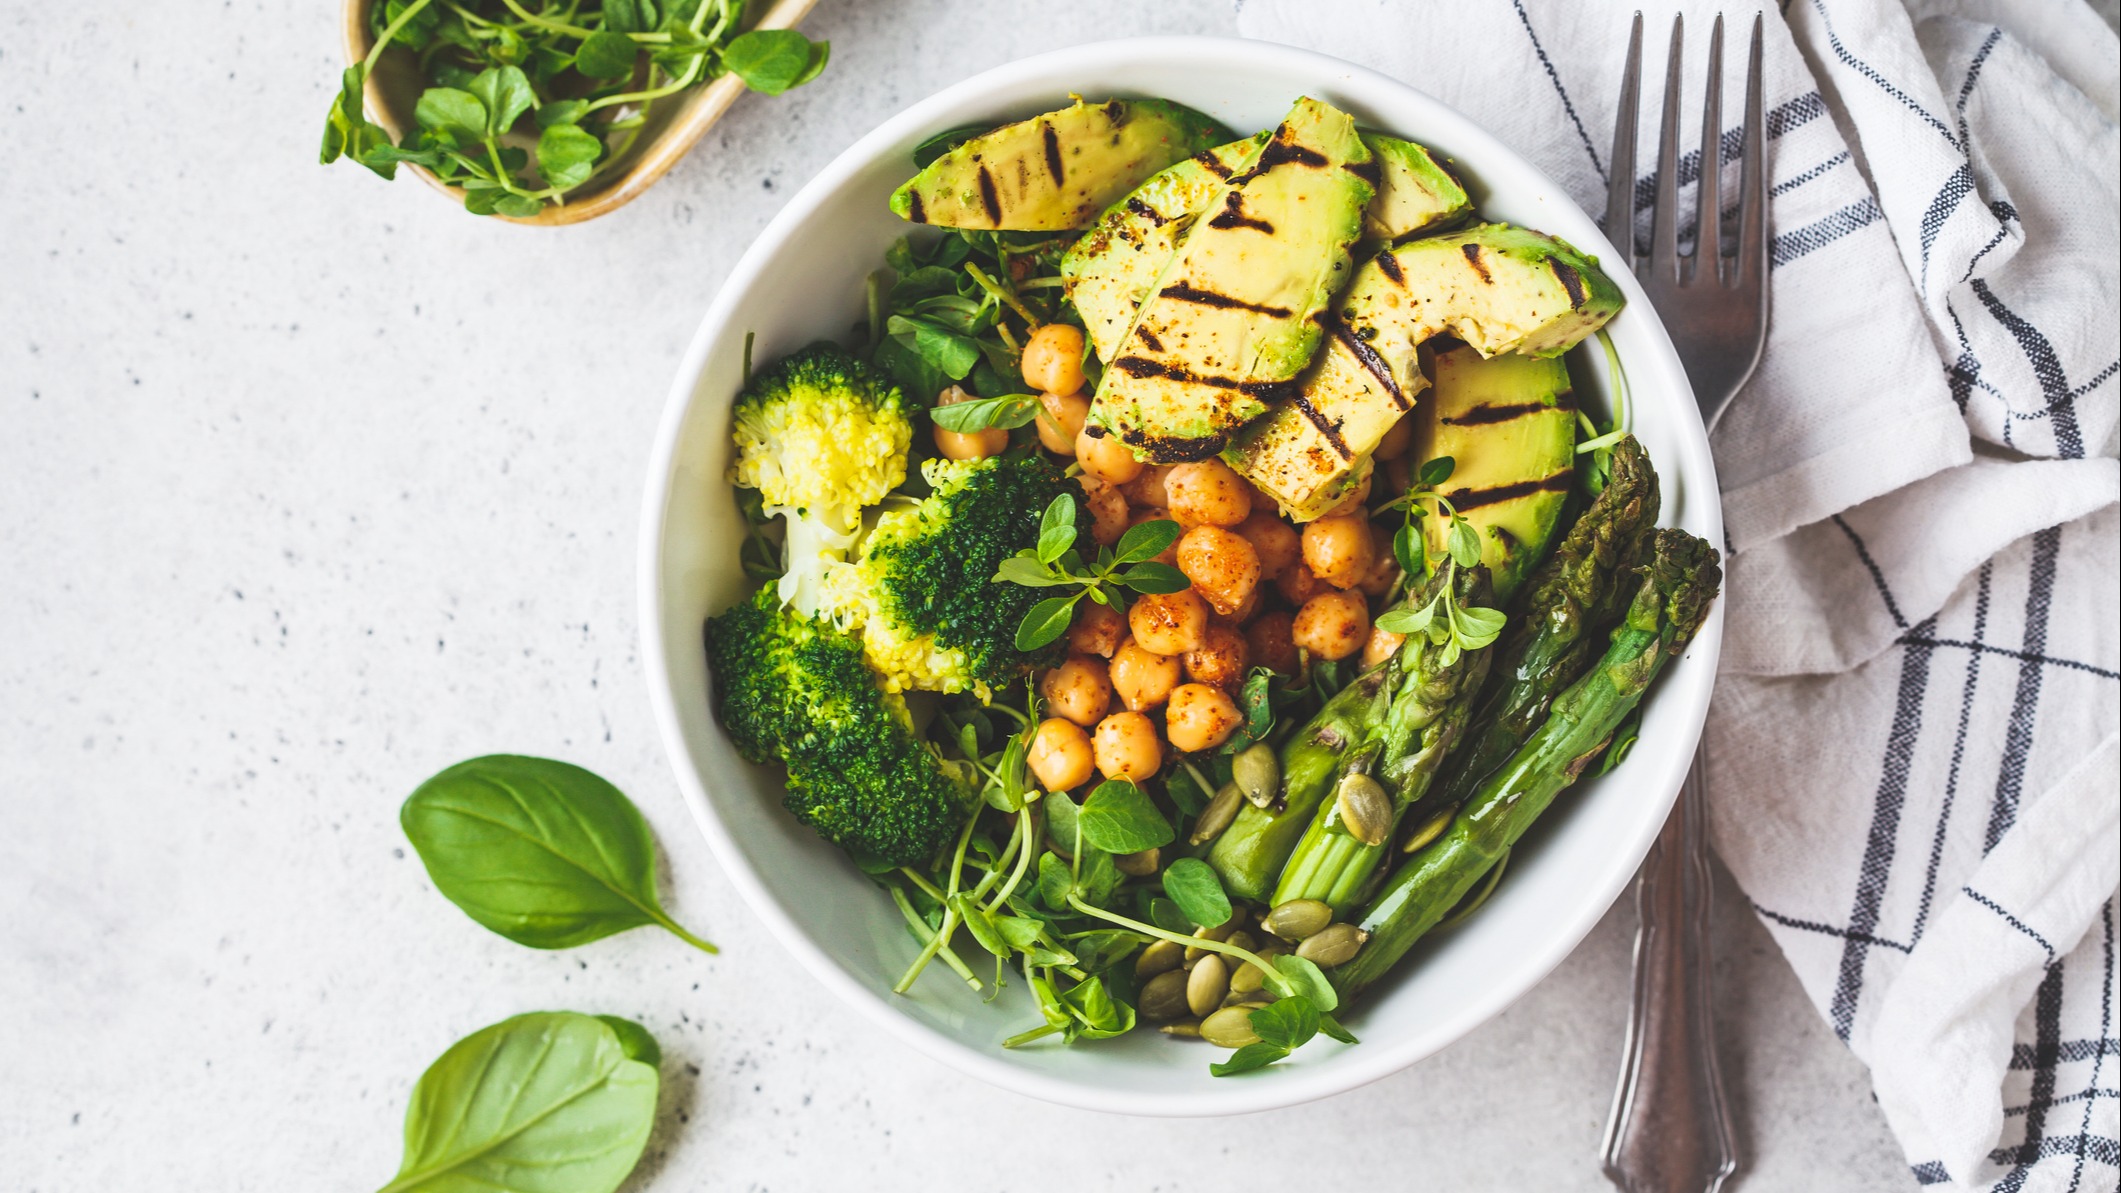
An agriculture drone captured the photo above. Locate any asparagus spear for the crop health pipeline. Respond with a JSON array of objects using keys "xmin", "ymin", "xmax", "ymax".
[
  {"xmin": 1269, "ymin": 564, "xmax": 1495, "ymax": 914},
  {"xmin": 1332, "ymin": 528, "xmax": 1722, "ymax": 1001},
  {"xmin": 1424, "ymin": 434, "xmax": 1661, "ymax": 815}
]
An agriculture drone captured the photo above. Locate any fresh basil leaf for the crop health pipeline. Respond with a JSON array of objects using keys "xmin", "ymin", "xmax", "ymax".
[
  {"xmin": 1112, "ymin": 518, "xmax": 1180, "ymax": 565},
  {"xmin": 381, "ymin": 1012, "xmax": 656, "ymax": 1193},
  {"xmin": 1035, "ymin": 494, "xmax": 1077, "ymax": 565},
  {"xmin": 1077, "ymin": 779, "xmax": 1174, "ymax": 854},
  {"xmin": 1266, "ymin": 953, "xmax": 1339, "ymax": 1014},
  {"xmin": 1120, "ymin": 561, "xmax": 1190, "ymax": 594},
  {"xmin": 1418, "ymin": 456, "xmax": 1456, "ymax": 488},
  {"xmin": 993, "ymin": 554, "xmax": 1064, "ymax": 588},
  {"xmin": 1210, "ymin": 1041, "xmax": 1291, "ymax": 1077},
  {"xmin": 931, "ymin": 392, "xmax": 1039, "ymax": 434},
  {"xmin": 1014, "ymin": 595, "xmax": 1078, "ymax": 650},
  {"xmin": 886, "ymin": 314, "xmax": 980, "ymax": 381},
  {"xmin": 1316, "ymin": 1013, "xmax": 1359, "ymax": 1045},
  {"xmin": 1160, "ymin": 857, "xmax": 1231, "ymax": 928},
  {"xmin": 574, "ymin": 29, "xmax": 639, "ymax": 79},
  {"xmin": 722, "ymin": 29, "xmax": 826, "ymax": 95},
  {"xmin": 401, "ymin": 754, "xmax": 716, "ymax": 954},
  {"xmin": 594, "ymin": 1015, "xmax": 663, "ymax": 1068},
  {"xmin": 1447, "ymin": 518, "xmax": 1483, "ymax": 570},
  {"xmin": 913, "ymin": 122, "xmax": 995, "ymax": 167},
  {"xmin": 537, "ymin": 123, "xmax": 603, "ymax": 191},
  {"xmin": 1247, "ymin": 995, "xmax": 1319, "ymax": 1050},
  {"xmin": 467, "ymin": 66, "xmax": 534, "ymax": 136}
]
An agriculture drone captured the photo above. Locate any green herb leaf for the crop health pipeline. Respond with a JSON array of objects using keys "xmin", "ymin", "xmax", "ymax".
[
  {"xmin": 1221, "ymin": 669, "xmax": 1277, "ymax": 755},
  {"xmin": 1164, "ymin": 764, "xmax": 1210, "ymax": 817},
  {"xmin": 1043, "ymin": 790, "xmax": 1082, "ymax": 853},
  {"xmin": 1057, "ymin": 975, "xmax": 1135, "ymax": 1039},
  {"xmin": 1147, "ymin": 897, "xmax": 1193, "ymax": 935},
  {"xmin": 1266, "ymin": 953, "xmax": 1339, "ymax": 1014},
  {"xmin": 378, "ymin": 1012, "xmax": 656, "ymax": 1193},
  {"xmin": 537, "ymin": 99, "xmax": 589, "ymax": 129},
  {"xmin": 601, "ymin": 0, "xmax": 654, "ymax": 34},
  {"xmin": 931, "ymin": 392, "xmax": 1040, "ymax": 434},
  {"xmin": 993, "ymin": 553, "xmax": 1063, "ymax": 588},
  {"xmin": 1076, "ymin": 779, "xmax": 1174, "ymax": 854},
  {"xmin": 1210, "ymin": 1041, "xmax": 1292, "ymax": 1077},
  {"xmin": 1418, "ymin": 456, "xmax": 1456, "ymax": 488},
  {"xmin": 1035, "ymin": 494, "xmax": 1078, "ymax": 565},
  {"xmin": 1160, "ymin": 857, "xmax": 1231, "ymax": 928},
  {"xmin": 1014, "ymin": 594, "xmax": 1078, "ymax": 650},
  {"xmin": 1316, "ymin": 1013, "xmax": 1360, "ymax": 1045},
  {"xmin": 1391, "ymin": 522, "xmax": 1423, "ymax": 575},
  {"xmin": 594, "ymin": 1015, "xmax": 663, "ymax": 1068},
  {"xmin": 1374, "ymin": 600, "xmax": 1432, "ymax": 636},
  {"xmin": 574, "ymin": 29, "xmax": 639, "ymax": 80},
  {"xmin": 493, "ymin": 192, "xmax": 545, "ymax": 219},
  {"xmin": 994, "ymin": 915, "xmax": 1046, "ymax": 950},
  {"xmin": 1112, "ymin": 518, "xmax": 1181, "ymax": 565},
  {"xmin": 722, "ymin": 29, "xmax": 828, "ymax": 95},
  {"xmin": 1120, "ymin": 561, "xmax": 1190, "ymax": 594},
  {"xmin": 413, "ymin": 87, "xmax": 486, "ymax": 146},
  {"xmin": 537, "ymin": 123, "xmax": 603, "ymax": 191},
  {"xmin": 951, "ymin": 893, "xmax": 1010, "ymax": 957},
  {"xmin": 1452, "ymin": 602, "xmax": 1507, "ymax": 648},
  {"xmin": 400, "ymin": 754, "xmax": 716, "ymax": 954},
  {"xmin": 1447, "ymin": 518, "xmax": 1483, "ymax": 570},
  {"xmin": 886, "ymin": 314, "xmax": 981, "ymax": 380},
  {"xmin": 1247, "ymin": 995, "xmax": 1320, "ymax": 1050},
  {"xmin": 467, "ymin": 65, "xmax": 535, "ymax": 136}
]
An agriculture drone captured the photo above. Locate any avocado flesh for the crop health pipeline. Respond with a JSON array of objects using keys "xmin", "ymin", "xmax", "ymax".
[
  {"xmin": 1228, "ymin": 222, "xmax": 1621, "ymax": 520},
  {"xmin": 1087, "ymin": 96, "xmax": 1374, "ymax": 461},
  {"xmin": 890, "ymin": 98, "xmax": 1228, "ymax": 231},
  {"xmin": 1414, "ymin": 345, "xmax": 1576, "ymax": 603},
  {"xmin": 1060, "ymin": 133, "xmax": 1269, "ymax": 362},
  {"xmin": 1362, "ymin": 134, "xmax": 1472, "ymax": 241}
]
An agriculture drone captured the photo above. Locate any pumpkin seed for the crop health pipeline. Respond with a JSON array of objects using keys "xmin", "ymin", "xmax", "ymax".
[
  {"xmin": 1401, "ymin": 803, "xmax": 1455, "ymax": 852},
  {"xmin": 1188, "ymin": 783, "xmax": 1244, "ymax": 845},
  {"xmin": 1134, "ymin": 938, "xmax": 1185, "ymax": 980},
  {"xmin": 1159, "ymin": 1020, "xmax": 1202, "ymax": 1038},
  {"xmin": 1230, "ymin": 959, "xmax": 1265, "ymax": 994},
  {"xmin": 1115, "ymin": 846, "xmax": 1160, "ymax": 877},
  {"xmin": 1186, "ymin": 954, "xmax": 1230, "ymax": 1017},
  {"xmin": 1233, "ymin": 743, "xmax": 1280, "ymax": 808},
  {"xmin": 1295, "ymin": 922, "xmax": 1369, "ymax": 968},
  {"xmin": 1225, "ymin": 930, "xmax": 1257, "ymax": 954},
  {"xmin": 1336, "ymin": 773, "xmax": 1393, "ymax": 846},
  {"xmin": 1264, "ymin": 898, "xmax": 1333, "ymax": 941},
  {"xmin": 1139, "ymin": 969, "xmax": 1191, "ymax": 1021},
  {"xmin": 1200, "ymin": 1005, "xmax": 1262, "ymax": 1048},
  {"xmin": 1184, "ymin": 922, "xmax": 1234, "ymax": 964},
  {"xmin": 1224, "ymin": 989, "xmax": 1273, "ymax": 1008}
]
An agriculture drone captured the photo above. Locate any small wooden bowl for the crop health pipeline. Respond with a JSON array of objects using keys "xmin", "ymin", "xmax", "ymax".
[{"xmin": 343, "ymin": 0, "xmax": 821, "ymax": 226}]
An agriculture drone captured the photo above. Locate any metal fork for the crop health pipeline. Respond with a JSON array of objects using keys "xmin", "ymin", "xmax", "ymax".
[{"xmin": 1598, "ymin": 13, "xmax": 1767, "ymax": 1193}]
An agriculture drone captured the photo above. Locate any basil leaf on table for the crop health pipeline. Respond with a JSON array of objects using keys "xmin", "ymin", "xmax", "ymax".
[
  {"xmin": 401, "ymin": 754, "xmax": 716, "ymax": 954},
  {"xmin": 377, "ymin": 1012, "xmax": 658, "ymax": 1193}
]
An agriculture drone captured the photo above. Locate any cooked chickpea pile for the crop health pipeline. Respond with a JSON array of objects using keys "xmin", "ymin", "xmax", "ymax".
[{"xmin": 977, "ymin": 324, "xmax": 1419, "ymax": 799}]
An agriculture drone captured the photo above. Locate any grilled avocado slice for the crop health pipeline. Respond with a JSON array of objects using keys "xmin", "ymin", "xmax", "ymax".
[
  {"xmin": 1362, "ymin": 134, "xmax": 1472, "ymax": 242},
  {"xmin": 889, "ymin": 98, "xmax": 1228, "ymax": 231},
  {"xmin": 1227, "ymin": 223, "xmax": 1620, "ymax": 520},
  {"xmin": 1086, "ymin": 96, "xmax": 1374, "ymax": 462}
]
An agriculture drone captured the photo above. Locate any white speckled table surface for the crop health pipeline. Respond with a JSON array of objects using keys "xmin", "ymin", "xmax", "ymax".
[{"xmin": 1, "ymin": 1, "xmax": 1924, "ymax": 1188}]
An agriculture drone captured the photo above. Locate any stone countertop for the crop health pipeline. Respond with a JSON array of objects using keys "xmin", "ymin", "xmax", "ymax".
[{"xmin": 0, "ymin": 0, "xmax": 1915, "ymax": 1187}]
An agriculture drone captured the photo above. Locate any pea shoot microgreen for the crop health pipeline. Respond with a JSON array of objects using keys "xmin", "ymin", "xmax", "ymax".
[
  {"xmin": 1574, "ymin": 328, "xmax": 1632, "ymax": 495},
  {"xmin": 930, "ymin": 392, "xmax": 1043, "ymax": 434},
  {"xmin": 993, "ymin": 496, "xmax": 1187, "ymax": 650},
  {"xmin": 866, "ymin": 231, "xmax": 1076, "ymax": 405},
  {"xmin": 322, "ymin": 0, "xmax": 828, "ymax": 217},
  {"xmin": 1372, "ymin": 457, "xmax": 1508, "ymax": 665}
]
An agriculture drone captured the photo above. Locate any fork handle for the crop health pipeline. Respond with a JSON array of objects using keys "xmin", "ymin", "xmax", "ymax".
[{"xmin": 1601, "ymin": 750, "xmax": 1737, "ymax": 1193}]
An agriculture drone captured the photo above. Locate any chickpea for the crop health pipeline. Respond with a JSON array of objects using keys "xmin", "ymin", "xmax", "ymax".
[
  {"xmin": 1302, "ymin": 514, "xmax": 1376, "ymax": 590},
  {"xmin": 1175, "ymin": 525, "xmax": 1261, "ymax": 617},
  {"xmin": 1121, "ymin": 463, "xmax": 1172, "ymax": 509},
  {"xmin": 1078, "ymin": 476, "xmax": 1129, "ymax": 546},
  {"xmin": 1357, "ymin": 546, "xmax": 1400, "ymax": 598},
  {"xmin": 1076, "ymin": 426, "xmax": 1144, "ymax": 485},
  {"xmin": 1235, "ymin": 511, "xmax": 1301, "ymax": 580},
  {"xmin": 1041, "ymin": 653, "xmax": 1113, "ymax": 727},
  {"xmin": 1184, "ymin": 623, "xmax": 1250, "ymax": 689},
  {"xmin": 1165, "ymin": 683, "xmax": 1242, "ymax": 753},
  {"xmin": 1035, "ymin": 391, "xmax": 1089, "ymax": 454},
  {"xmin": 1021, "ymin": 323, "xmax": 1087, "ymax": 396},
  {"xmin": 1109, "ymin": 637, "xmax": 1181, "ymax": 710},
  {"xmin": 1125, "ymin": 507, "xmax": 1181, "ymax": 565},
  {"xmin": 931, "ymin": 385, "xmax": 1007, "ymax": 460},
  {"xmin": 1218, "ymin": 581, "xmax": 1263, "ymax": 626},
  {"xmin": 1128, "ymin": 588, "xmax": 1208, "ymax": 656},
  {"xmin": 1093, "ymin": 711, "xmax": 1163, "ymax": 781},
  {"xmin": 1293, "ymin": 590, "xmax": 1370, "ymax": 661},
  {"xmin": 1246, "ymin": 610, "xmax": 1301, "ymax": 675},
  {"xmin": 1321, "ymin": 471, "xmax": 1373, "ymax": 519},
  {"xmin": 1374, "ymin": 413, "xmax": 1414, "ymax": 460},
  {"xmin": 1275, "ymin": 562, "xmax": 1328, "ymax": 606},
  {"xmin": 1164, "ymin": 459, "xmax": 1253, "ymax": 528},
  {"xmin": 1361, "ymin": 623, "xmax": 1407, "ymax": 668},
  {"xmin": 1027, "ymin": 717, "xmax": 1094, "ymax": 792},
  {"xmin": 1068, "ymin": 600, "xmax": 1125, "ymax": 657}
]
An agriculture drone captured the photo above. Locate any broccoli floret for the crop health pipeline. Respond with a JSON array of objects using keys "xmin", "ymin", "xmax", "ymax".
[
  {"xmin": 823, "ymin": 452, "xmax": 1091, "ymax": 699},
  {"xmin": 706, "ymin": 585, "xmax": 976, "ymax": 865},
  {"xmin": 729, "ymin": 343, "xmax": 913, "ymax": 616}
]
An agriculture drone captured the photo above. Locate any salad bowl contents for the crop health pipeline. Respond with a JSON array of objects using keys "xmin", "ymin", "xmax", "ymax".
[{"xmin": 644, "ymin": 39, "xmax": 1724, "ymax": 1114}]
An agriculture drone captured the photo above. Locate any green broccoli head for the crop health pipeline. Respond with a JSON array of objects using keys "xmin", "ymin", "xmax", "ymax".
[
  {"xmin": 823, "ymin": 452, "xmax": 1091, "ymax": 700},
  {"xmin": 706, "ymin": 585, "xmax": 976, "ymax": 865}
]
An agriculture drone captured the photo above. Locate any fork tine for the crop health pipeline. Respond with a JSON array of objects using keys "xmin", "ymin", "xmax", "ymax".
[
  {"xmin": 1648, "ymin": 15, "xmax": 1684, "ymax": 278},
  {"xmin": 1692, "ymin": 14, "xmax": 1724, "ymax": 280},
  {"xmin": 1735, "ymin": 12, "xmax": 1768, "ymax": 290},
  {"xmin": 1603, "ymin": 12, "xmax": 1644, "ymax": 267}
]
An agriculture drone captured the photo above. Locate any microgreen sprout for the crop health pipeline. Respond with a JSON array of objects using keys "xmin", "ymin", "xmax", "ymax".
[
  {"xmin": 1372, "ymin": 457, "xmax": 1508, "ymax": 665},
  {"xmin": 993, "ymin": 497, "xmax": 1187, "ymax": 649}
]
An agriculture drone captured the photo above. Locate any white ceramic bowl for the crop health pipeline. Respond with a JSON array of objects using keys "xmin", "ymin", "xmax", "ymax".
[{"xmin": 641, "ymin": 36, "xmax": 1723, "ymax": 1117}]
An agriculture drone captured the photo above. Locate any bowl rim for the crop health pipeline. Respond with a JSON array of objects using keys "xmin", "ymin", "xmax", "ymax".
[{"xmin": 639, "ymin": 34, "xmax": 1724, "ymax": 1117}]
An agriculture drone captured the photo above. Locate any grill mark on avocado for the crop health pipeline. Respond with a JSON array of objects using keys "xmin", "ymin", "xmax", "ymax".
[
  {"xmin": 1441, "ymin": 399, "xmax": 1568, "ymax": 426},
  {"xmin": 906, "ymin": 191, "xmax": 927, "ymax": 224},
  {"xmin": 1040, "ymin": 123, "xmax": 1064, "ymax": 186},
  {"xmin": 1376, "ymin": 252, "xmax": 1405, "ymax": 286},
  {"xmin": 1115, "ymin": 425, "xmax": 1231, "ymax": 462},
  {"xmin": 1156, "ymin": 283, "xmax": 1292, "ymax": 317},
  {"xmin": 1193, "ymin": 150, "xmax": 1234, "ymax": 179},
  {"xmin": 976, "ymin": 165, "xmax": 1001, "ymax": 224},
  {"xmin": 1344, "ymin": 158, "xmax": 1382, "ymax": 187},
  {"xmin": 1111, "ymin": 356, "xmax": 1297, "ymax": 401},
  {"xmin": 1126, "ymin": 196, "xmax": 1167, "ymax": 225},
  {"xmin": 1447, "ymin": 470, "xmax": 1573, "ymax": 511},
  {"xmin": 1331, "ymin": 321, "xmax": 1409, "ymax": 410},
  {"xmin": 1228, "ymin": 136, "xmax": 1330, "ymax": 185},
  {"xmin": 1207, "ymin": 192, "xmax": 1275, "ymax": 234},
  {"xmin": 1289, "ymin": 390, "xmax": 1352, "ymax": 459},
  {"xmin": 1134, "ymin": 325, "xmax": 1165, "ymax": 352},
  {"xmin": 1462, "ymin": 243, "xmax": 1494, "ymax": 284},
  {"xmin": 1550, "ymin": 259, "xmax": 1588, "ymax": 308}
]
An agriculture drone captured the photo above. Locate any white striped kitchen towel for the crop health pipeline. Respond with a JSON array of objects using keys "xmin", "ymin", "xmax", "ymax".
[{"xmin": 1235, "ymin": 2, "xmax": 2119, "ymax": 1189}]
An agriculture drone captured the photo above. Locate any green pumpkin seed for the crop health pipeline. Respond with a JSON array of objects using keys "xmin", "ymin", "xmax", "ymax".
[
  {"xmin": 1134, "ymin": 938, "xmax": 1185, "ymax": 980},
  {"xmin": 1200, "ymin": 1005, "xmax": 1262, "ymax": 1048},
  {"xmin": 1115, "ymin": 846, "xmax": 1160, "ymax": 876},
  {"xmin": 1139, "ymin": 969, "xmax": 1191, "ymax": 1021},
  {"xmin": 1229, "ymin": 960, "xmax": 1265, "ymax": 994},
  {"xmin": 1401, "ymin": 803, "xmax": 1455, "ymax": 852},
  {"xmin": 1295, "ymin": 922, "xmax": 1369, "ymax": 968},
  {"xmin": 1186, "ymin": 954, "xmax": 1230, "ymax": 1017},
  {"xmin": 1223, "ymin": 989, "xmax": 1273, "ymax": 1009},
  {"xmin": 1184, "ymin": 922, "xmax": 1234, "ymax": 964},
  {"xmin": 1264, "ymin": 898, "xmax": 1333, "ymax": 942},
  {"xmin": 1189, "ymin": 783, "xmax": 1244, "ymax": 845},
  {"xmin": 1225, "ymin": 929, "xmax": 1257, "ymax": 954},
  {"xmin": 1159, "ymin": 1020, "xmax": 1202, "ymax": 1038},
  {"xmin": 1233, "ymin": 743, "xmax": 1280, "ymax": 808},
  {"xmin": 1336, "ymin": 773, "xmax": 1393, "ymax": 846}
]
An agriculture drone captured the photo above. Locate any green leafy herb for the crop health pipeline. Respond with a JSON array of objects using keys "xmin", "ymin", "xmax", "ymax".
[
  {"xmin": 721, "ymin": 28, "xmax": 831, "ymax": 95},
  {"xmin": 995, "ymin": 496, "xmax": 1186, "ymax": 649},
  {"xmin": 1076, "ymin": 779, "xmax": 1174, "ymax": 854},
  {"xmin": 1374, "ymin": 458, "xmax": 1509, "ymax": 666},
  {"xmin": 401, "ymin": 754, "xmax": 716, "ymax": 954},
  {"xmin": 1576, "ymin": 328, "xmax": 1633, "ymax": 495},
  {"xmin": 376, "ymin": 1012, "xmax": 657, "ymax": 1193},
  {"xmin": 1160, "ymin": 857, "xmax": 1231, "ymax": 928},
  {"xmin": 930, "ymin": 392, "xmax": 1042, "ymax": 434}
]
